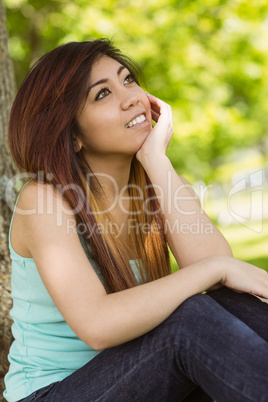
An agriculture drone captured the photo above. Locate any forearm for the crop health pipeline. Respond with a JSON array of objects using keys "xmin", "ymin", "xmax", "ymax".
[
  {"xmin": 141, "ymin": 154, "xmax": 232, "ymax": 266},
  {"xmin": 89, "ymin": 256, "xmax": 223, "ymax": 350},
  {"xmin": 91, "ymin": 254, "xmax": 268, "ymax": 350}
]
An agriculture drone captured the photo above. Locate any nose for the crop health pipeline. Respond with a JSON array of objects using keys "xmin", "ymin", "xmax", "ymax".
[{"xmin": 120, "ymin": 88, "xmax": 139, "ymax": 110}]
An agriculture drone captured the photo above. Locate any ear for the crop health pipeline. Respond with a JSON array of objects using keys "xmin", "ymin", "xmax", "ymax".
[{"xmin": 73, "ymin": 137, "xmax": 83, "ymax": 153}]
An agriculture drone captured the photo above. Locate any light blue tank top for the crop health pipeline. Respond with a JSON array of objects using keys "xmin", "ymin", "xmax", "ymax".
[{"xmin": 3, "ymin": 183, "xmax": 140, "ymax": 401}]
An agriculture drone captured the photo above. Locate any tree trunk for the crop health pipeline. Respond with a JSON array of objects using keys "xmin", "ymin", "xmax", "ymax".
[{"xmin": 0, "ymin": 0, "xmax": 16, "ymax": 396}]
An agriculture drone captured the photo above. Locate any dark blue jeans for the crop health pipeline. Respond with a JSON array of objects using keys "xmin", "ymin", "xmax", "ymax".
[{"xmin": 21, "ymin": 288, "xmax": 268, "ymax": 402}]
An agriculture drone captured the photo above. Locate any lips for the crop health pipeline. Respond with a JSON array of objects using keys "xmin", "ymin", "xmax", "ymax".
[{"xmin": 125, "ymin": 113, "xmax": 146, "ymax": 128}]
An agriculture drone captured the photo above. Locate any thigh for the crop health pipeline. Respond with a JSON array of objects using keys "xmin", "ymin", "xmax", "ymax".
[
  {"xmin": 40, "ymin": 329, "xmax": 197, "ymax": 401},
  {"xmin": 35, "ymin": 293, "xmax": 268, "ymax": 402},
  {"xmin": 31, "ymin": 296, "xmax": 215, "ymax": 402},
  {"xmin": 19, "ymin": 383, "xmax": 59, "ymax": 401}
]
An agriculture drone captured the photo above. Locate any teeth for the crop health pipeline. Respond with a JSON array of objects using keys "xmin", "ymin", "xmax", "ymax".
[{"xmin": 126, "ymin": 114, "xmax": 145, "ymax": 128}]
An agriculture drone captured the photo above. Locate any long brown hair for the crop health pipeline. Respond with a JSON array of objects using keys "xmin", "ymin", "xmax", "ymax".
[{"xmin": 8, "ymin": 38, "xmax": 171, "ymax": 293}]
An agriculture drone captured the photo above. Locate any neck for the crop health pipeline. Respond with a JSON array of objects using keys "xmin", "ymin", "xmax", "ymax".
[{"xmin": 81, "ymin": 151, "xmax": 133, "ymax": 207}]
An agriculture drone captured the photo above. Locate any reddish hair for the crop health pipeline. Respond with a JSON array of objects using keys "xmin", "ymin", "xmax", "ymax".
[{"xmin": 8, "ymin": 39, "xmax": 171, "ymax": 293}]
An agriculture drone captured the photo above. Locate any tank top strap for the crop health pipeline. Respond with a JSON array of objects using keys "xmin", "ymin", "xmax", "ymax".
[{"xmin": 8, "ymin": 180, "xmax": 33, "ymax": 251}]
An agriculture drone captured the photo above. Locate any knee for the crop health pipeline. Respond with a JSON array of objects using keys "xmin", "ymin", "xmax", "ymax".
[
  {"xmin": 164, "ymin": 293, "xmax": 212, "ymax": 339},
  {"xmin": 174, "ymin": 293, "xmax": 209, "ymax": 320}
]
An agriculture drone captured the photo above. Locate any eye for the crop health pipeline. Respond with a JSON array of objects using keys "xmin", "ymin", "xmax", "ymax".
[
  {"xmin": 95, "ymin": 87, "xmax": 111, "ymax": 101},
  {"xmin": 124, "ymin": 74, "xmax": 135, "ymax": 85}
]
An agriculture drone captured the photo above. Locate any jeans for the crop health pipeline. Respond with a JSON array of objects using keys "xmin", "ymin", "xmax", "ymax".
[{"xmin": 20, "ymin": 287, "xmax": 268, "ymax": 402}]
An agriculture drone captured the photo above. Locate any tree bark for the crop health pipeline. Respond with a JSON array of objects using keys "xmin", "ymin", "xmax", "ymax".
[{"xmin": 0, "ymin": 0, "xmax": 16, "ymax": 396}]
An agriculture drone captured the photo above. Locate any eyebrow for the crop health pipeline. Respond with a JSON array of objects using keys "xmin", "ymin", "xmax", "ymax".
[{"xmin": 87, "ymin": 65, "xmax": 127, "ymax": 95}]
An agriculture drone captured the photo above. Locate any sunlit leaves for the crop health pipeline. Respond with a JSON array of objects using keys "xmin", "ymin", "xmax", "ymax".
[{"xmin": 4, "ymin": 0, "xmax": 268, "ymax": 181}]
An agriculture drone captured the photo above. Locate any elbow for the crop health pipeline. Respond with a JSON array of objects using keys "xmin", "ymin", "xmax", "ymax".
[
  {"xmin": 219, "ymin": 243, "xmax": 233, "ymax": 257},
  {"xmin": 180, "ymin": 244, "xmax": 233, "ymax": 268},
  {"xmin": 89, "ymin": 334, "xmax": 116, "ymax": 351},
  {"xmin": 84, "ymin": 322, "xmax": 114, "ymax": 351},
  {"xmin": 83, "ymin": 333, "xmax": 107, "ymax": 352},
  {"xmin": 89, "ymin": 339, "xmax": 106, "ymax": 352}
]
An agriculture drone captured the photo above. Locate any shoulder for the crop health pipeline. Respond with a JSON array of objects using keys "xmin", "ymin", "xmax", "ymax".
[
  {"xmin": 16, "ymin": 181, "xmax": 72, "ymax": 214},
  {"xmin": 15, "ymin": 181, "xmax": 77, "ymax": 248},
  {"xmin": 12, "ymin": 181, "xmax": 77, "ymax": 258}
]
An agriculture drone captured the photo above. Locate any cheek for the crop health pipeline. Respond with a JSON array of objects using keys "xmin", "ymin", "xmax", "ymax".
[
  {"xmin": 77, "ymin": 116, "xmax": 97, "ymax": 146},
  {"xmin": 79, "ymin": 113, "xmax": 114, "ymax": 149},
  {"xmin": 79, "ymin": 111, "xmax": 102, "ymax": 136}
]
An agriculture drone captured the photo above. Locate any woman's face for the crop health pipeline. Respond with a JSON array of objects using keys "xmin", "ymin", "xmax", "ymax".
[{"xmin": 76, "ymin": 55, "xmax": 152, "ymax": 161}]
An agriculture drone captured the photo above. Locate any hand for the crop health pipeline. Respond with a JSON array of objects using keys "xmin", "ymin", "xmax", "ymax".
[
  {"xmin": 220, "ymin": 256, "xmax": 268, "ymax": 299},
  {"xmin": 136, "ymin": 93, "xmax": 173, "ymax": 166}
]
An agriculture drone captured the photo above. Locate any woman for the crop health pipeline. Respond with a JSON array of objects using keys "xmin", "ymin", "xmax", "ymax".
[{"xmin": 4, "ymin": 38, "xmax": 268, "ymax": 401}]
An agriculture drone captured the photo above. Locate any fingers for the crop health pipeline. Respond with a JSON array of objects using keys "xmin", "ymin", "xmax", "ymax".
[
  {"xmin": 146, "ymin": 94, "xmax": 160, "ymax": 121},
  {"xmin": 147, "ymin": 93, "xmax": 167, "ymax": 114},
  {"xmin": 137, "ymin": 92, "xmax": 173, "ymax": 162},
  {"xmin": 223, "ymin": 258, "xmax": 268, "ymax": 300},
  {"xmin": 151, "ymin": 110, "xmax": 159, "ymax": 122},
  {"xmin": 146, "ymin": 93, "xmax": 173, "ymax": 126}
]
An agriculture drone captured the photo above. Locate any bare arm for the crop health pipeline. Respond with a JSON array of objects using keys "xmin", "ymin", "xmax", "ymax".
[
  {"xmin": 17, "ymin": 183, "xmax": 268, "ymax": 352},
  {"xmin": 136, "ymin": 94, "xmax": 232, "ymax": 268},
  {"xmin": 144, "ymin": 155, "xmax": 232, "ymax": 267}
]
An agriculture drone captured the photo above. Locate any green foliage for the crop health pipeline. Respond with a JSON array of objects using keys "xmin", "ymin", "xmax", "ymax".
[{"xmin": 4, "ymin": 0, "xmax": 268, "ymax": 181}]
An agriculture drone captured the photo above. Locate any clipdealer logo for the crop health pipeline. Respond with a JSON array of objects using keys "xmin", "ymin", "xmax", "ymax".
[{"xmin": 227, "ymin": 170, "xmax": 263, "ymax": 233}]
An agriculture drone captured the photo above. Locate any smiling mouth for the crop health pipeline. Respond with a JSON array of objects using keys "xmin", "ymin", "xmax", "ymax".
[{"xmin": 125, "ymin": 114, "xmax": 146, "ymax": 128}]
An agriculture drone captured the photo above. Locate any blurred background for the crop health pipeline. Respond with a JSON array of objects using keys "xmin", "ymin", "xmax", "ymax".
[{"xmin": 4, "ymin": 0, "xmax": 268, "ymax": 270}]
